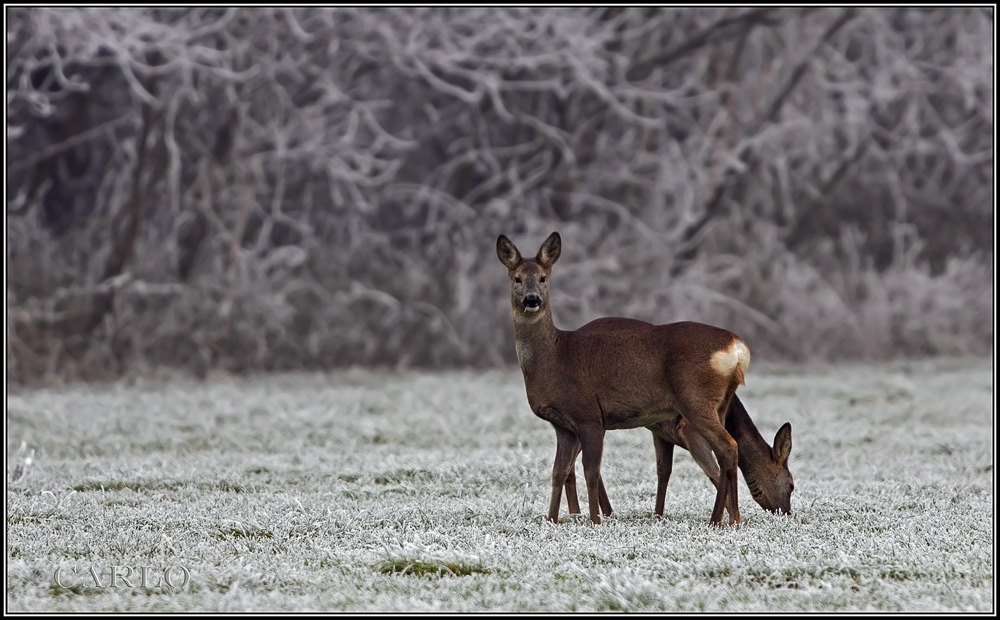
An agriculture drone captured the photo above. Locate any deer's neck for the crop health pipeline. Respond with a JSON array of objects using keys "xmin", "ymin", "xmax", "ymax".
[
  {"xmin": 726, "ymin": 396, "xmax": 773, "ymax": 478},
  {"xmin": 512, "ymin": 307, "xmax": 558, "ymax": 375}
]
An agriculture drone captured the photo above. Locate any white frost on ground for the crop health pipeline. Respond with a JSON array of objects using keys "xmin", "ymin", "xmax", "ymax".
[{"xmin": 5, "ymin": 359, "xmax": 994, "ymax": 612}]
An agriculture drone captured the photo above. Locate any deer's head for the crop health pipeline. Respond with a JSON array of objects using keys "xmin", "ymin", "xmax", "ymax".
[
  {"xmin": 746, "ymin": 422, "xmax": 794, "ymax": 515},
  {"xmin": 496, "ymin": 232, "xmax": 561, "ymax": 321}
]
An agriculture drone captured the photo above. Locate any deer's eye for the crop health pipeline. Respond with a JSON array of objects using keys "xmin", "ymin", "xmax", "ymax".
[
  {"xmin": 514, "ymin": 277, "xmax": 522, "ymax": 284},
  {"xmin": 540, "ymin": 276, "xmax": 546, "ymax": 283}
]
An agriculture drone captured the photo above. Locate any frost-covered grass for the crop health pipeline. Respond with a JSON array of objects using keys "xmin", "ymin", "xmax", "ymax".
[{"xmin": 6, "ymin": 359, "xmax": 994, "ymax": 612}]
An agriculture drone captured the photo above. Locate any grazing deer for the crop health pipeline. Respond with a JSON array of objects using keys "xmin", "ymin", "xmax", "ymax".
[
  {"xmin": 496, "ymin": 231, "xmax": 792, "ymax": 527},
  {"xmin": 561, "ymin": 393, "xmax": 793, "ymax": 521}
]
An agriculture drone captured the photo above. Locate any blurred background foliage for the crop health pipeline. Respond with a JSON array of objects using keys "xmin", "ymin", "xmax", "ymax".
[{"xmin": 6, "ymin": 8, "xmax": 993, "ymax": 383}]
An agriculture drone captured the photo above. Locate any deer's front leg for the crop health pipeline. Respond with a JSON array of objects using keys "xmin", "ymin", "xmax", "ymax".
[
  {"xmin": 579, "ymin": 429, "xmax": 607, "ymax": 525},
  {"xmin": 548, "ymin": 426, "xmax": 579, "ymax": 523},
  {"xmin": 565, "ymin": 457, "xmax": 612, "ymax": 516},
  {"xmin": 652, "ymin": 435, "xmax": 675, "ymax": 517},
  {"xmin": 597, "ymin": 475, "xmax": 613, "ymax": 517},
  {"xmin": 564, "ymin": 446, "xmax": 582, "ymax": 514}
]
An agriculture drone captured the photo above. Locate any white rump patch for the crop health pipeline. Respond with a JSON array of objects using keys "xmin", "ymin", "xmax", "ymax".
[{"xmin": 710, "ymin": 340, "xmax": 751, "ymax": 376}]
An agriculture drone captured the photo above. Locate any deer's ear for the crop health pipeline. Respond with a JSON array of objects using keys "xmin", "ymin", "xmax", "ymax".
[
  {"xmin": 497, "ymin": 235, "xmax": 522, "ymax": 270},
  {"xmin": 772, "ymin": 422, "xmax": 792, "ymax": 465},
  {"xmin": 537, "ymin": 231, "xmax": 561, "ymax": 268}
]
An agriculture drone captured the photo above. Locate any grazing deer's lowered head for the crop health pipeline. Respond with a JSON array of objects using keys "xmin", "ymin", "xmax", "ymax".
[
  {"xmin": 731, "ymin": 414, "xmax": 794, "ymax": 516},
  {"xmin": 648, "ymin": 393, "xmax": 794, "ymax": 518}
]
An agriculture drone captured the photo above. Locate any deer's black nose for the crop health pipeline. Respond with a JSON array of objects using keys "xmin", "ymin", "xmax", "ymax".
[{"xmin": 523, "ymin": 294, "xmax": 541, "ymax": 309}]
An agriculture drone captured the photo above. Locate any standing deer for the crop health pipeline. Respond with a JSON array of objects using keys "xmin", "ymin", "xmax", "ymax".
[
  {"xmin": 496, "ymin": 231, "xmax": 792, "ymax": 527},
  {"xmin": 561, "ymin": 393, "xmax": 794, "ymax": 521}
]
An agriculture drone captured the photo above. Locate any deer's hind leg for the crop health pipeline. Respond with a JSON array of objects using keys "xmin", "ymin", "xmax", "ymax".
[
  {"xmin": 678, "ymin": 422, "xmax": 722, "ymax": 490},
  {"xmin": 676, "ymin": 388, "xmax": 741, "ymax": 527},
  {"xmin": 715, "ymin": 385, "xmax": 741, "ymax": 523}
]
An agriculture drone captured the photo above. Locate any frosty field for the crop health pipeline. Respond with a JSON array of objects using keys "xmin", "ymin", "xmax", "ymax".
[{"xmin": 5, "ymin": 358, "xmax": 994, "ymax": 612}]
